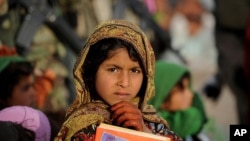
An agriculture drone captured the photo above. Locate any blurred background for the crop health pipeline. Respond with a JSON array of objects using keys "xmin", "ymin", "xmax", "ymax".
[{"xmin": 0, "ymin": 0, "xmax": 249, "ymax": 141}]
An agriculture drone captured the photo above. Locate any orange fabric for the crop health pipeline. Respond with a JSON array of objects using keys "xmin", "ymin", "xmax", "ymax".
[{"xmin": 34, "ymin": 69, "xmax": 56, "ymax": 109}]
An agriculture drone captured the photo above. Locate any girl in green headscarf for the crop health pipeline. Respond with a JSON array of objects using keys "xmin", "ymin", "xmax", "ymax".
[{"xmin": 149, "ymin": 61, "xmax": 207, "ymax": 140}]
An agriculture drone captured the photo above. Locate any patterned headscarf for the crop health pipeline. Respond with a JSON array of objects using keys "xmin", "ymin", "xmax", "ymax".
[{"xmin": 56, "ymin": 20, "xmax": 167, "ymax": 140}]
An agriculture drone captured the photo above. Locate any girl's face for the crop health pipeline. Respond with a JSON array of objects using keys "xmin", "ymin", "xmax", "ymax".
[
  {"xmin": 95, "ymin": 47, "xmax": 143, "ymax": 106},
  {"xmin": 161, "ymin": 77, "xmax": 193, "ymax": 111},
  {"xmin": 8, "ymin": 75, "xmax": 36, "ymax": 107}
]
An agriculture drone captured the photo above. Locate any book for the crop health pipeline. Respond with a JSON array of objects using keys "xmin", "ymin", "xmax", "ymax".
[{"xmin": 95, "ymin": 123, "xmax": 170, "ymax": 141}]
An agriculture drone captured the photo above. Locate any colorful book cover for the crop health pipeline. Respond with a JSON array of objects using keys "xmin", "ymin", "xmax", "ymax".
[{"xmin": 95, "ymin": 123, "xmax": 170, "ymax": 141}]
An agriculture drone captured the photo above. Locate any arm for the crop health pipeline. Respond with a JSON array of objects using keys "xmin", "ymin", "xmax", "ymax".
[{"xmin": 111, "ymin": 101, "xmax": 182, "ymax": 141}]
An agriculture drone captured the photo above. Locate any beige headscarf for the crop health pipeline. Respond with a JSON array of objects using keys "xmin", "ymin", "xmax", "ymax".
[{"xmin": 55, "ymin": 19, "xmax": 167, "ymax": 140}]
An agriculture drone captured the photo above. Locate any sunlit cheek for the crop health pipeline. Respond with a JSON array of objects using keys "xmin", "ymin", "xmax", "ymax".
[
  {"xmin": 95, "ymin": 73, "xmax": 116, "ymax": 97},
  {"xmin": 100, "ymin": 75, "xmax": 117, "ymax": 86},
  {"xmin": 173, "ymin": 94, "xmax": 184, "ymax": 109},
  {"xmin": 184, "ymin": 89, "xmax": 193, "ymax": 104},
  {"xmin": 132, "ymin": 76, "xmax": 143, "ymax": 94}
]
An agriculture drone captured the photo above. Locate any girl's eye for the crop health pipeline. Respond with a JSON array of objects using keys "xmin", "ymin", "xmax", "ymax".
[
  {"xmin": 108, "ymin": 68, "xmax": 118, "ymax": 72},
  {"xmin": 22, "ymin": 84, "xmax": 32, "ymax": 92},
  {"xmin": 131, "ymin": 68, "xmax": 141, "ymax": 73}
]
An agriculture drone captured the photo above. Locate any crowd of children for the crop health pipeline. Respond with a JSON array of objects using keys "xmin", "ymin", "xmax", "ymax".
[{"xmin": 0, "ymin": 0, "xmax": 248, "ymax": 141}]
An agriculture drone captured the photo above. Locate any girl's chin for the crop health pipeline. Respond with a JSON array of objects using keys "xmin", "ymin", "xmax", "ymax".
[{"xmin": 109, "ymin": 100, "xmax": 129, "ymax": 105}]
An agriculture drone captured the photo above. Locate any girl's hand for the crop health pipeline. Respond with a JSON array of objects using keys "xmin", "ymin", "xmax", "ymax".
[{"xmin": 110, "ymin": 101, "xmax": 151, "ymax": 132}]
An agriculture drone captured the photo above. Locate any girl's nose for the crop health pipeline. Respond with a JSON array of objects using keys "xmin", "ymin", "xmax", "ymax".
[{"xmin": 117, "ymin": 72, "xmax": 130, "ymax": 88}]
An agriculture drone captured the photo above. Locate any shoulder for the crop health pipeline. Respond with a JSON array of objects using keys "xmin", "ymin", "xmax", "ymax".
[{"xmin": 55, "ymin": 102, "xmax": 111, "ymax": 140}]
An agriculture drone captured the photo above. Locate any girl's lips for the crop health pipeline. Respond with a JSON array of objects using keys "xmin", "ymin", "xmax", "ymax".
[{"xmin": 115, "ymin": 92, "xmax": 130, "ymax": 99}]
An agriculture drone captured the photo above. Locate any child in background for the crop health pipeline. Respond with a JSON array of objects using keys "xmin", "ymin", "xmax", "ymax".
[
  {"xmin": 0, "ymin": 45, "xmax": 56, "ymax": 110},
  {"xmin": 0, "ymin": 106, "xmax": 51, "ymax": 141},
  {"xmin": 160, "ymin": 0, "xmax": 217, "ymax": 93},
  {"xmin": 0, "ymin": 121, "xmax": 35, "ymax": 141},
  {"xmin": 0, "ymin": 54, "xmax": 36, "ymax": 109},
  {"xmin": 55, "ymin": 19, "xmax": 182, "ymax": 141},
  {"xmin": 149, "ymin": 61, "xmax": 208, "ymax": 141},
  {"xmin": 0, "ymin": 46, "xmax": 62, "ymax": 139}
]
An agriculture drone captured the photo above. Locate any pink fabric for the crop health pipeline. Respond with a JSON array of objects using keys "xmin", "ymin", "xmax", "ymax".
[
  {"xmin": 144, "ymin": 0, "xmax": 157, "ymax": 13},
  {"xmin": 0, "ymin": 106, "xmax": 51, "ymax": 141}
]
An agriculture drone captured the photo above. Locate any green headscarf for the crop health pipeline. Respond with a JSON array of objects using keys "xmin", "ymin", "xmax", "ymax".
[
  {"xmin": 149, "ymin": 61, "xmax": 207, "ymax": 138},
  {"xmin": 0, "ymin": 56, "xmax": 25, "ymax": 73}
]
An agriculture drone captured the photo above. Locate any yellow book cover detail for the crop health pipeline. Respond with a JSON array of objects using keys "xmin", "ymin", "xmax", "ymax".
[{"xmin": 95, "ymin": 123, "xmax": 171, "ymax": 141}]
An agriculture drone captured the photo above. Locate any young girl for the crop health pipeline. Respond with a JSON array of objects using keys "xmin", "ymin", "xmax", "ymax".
[
  {"xmin": 0, "ymin": 55, "xmax": 36, "ymax": 109},
  {"xmin": 0, "ymin": 46, "xmax": 57, "ymax": 110},
  {"xmin": 55, "ymin": 20, "xmax": 182, "ymax": 141},
  {"xmin": 149, "ymin": 61, "xmax": 208, "ymax": 141}
]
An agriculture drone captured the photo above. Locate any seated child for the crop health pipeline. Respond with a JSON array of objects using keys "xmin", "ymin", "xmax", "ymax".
[
  {"xmin": 0, "ymin": 106, "xmax": 51, "ymax": 141},
  {"xmin": 0, "ymin": 120, "xmax": 35, "ymax": 141},
  {"xmin": 0, "ymin": 46, "xmax": 56, "ymax": 110},
  {"xmin": 0, "ymin": 55, "xmax": 36, "ymax": 109},
  {"xmin": 149, "ymin": 61, "xmax": 207, "ymax": 140}
]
